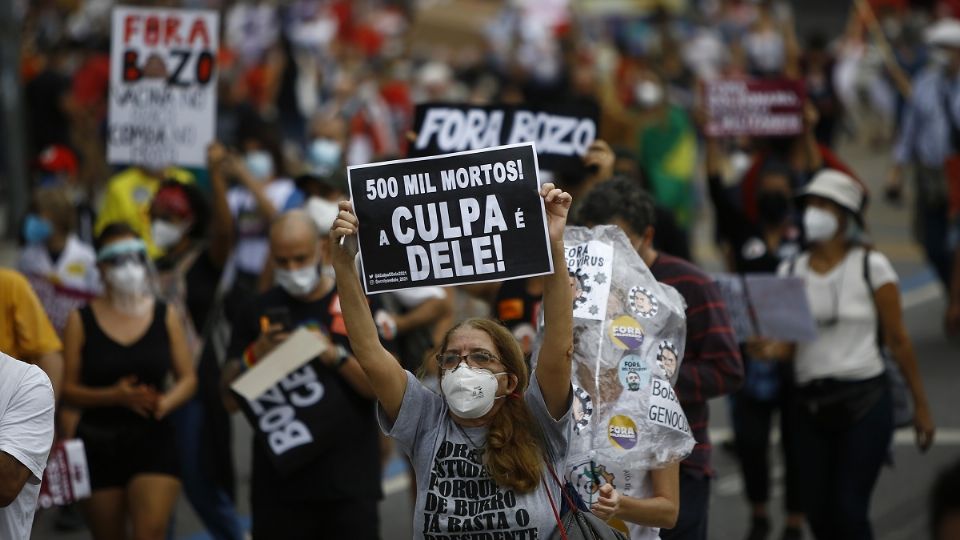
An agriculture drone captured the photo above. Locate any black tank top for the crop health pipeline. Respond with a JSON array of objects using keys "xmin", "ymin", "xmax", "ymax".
[{"xmin": 78, "ymin": 301, "xmax": 171, "ymax": 426}]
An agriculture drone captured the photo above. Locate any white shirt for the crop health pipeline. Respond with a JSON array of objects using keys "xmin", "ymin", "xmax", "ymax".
[
  {"xmin": 778, "ymin": 247, "xmax": 898, "ymax": 385},
  {"xmin": 0, "ymin": 353, "xmax": 55, "ymax": 540},
  {"xmin": 227, "ymin": 179, "xmax": 297, "ymax": 275},
  {"xmin": 17, "ymin": 235, "xmax": 100, "ymax": 295}
]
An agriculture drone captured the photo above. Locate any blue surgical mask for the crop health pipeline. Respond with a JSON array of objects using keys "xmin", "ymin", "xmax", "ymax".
[
  {"xmin": 23, "ymin": 214, "xmax": 53, "ymax": 245},
  {"xmin": 307, "ymin": 138, "xmax": 342, "ymax": 175},
  {"xmin": 245, "ymin": 150, "xmax": 274, "ymax": 181}
]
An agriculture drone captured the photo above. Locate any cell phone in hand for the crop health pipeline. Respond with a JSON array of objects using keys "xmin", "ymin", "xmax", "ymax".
[{"xmin": 264, "ymin": 306, "xmax": 293, "ymax": 332}]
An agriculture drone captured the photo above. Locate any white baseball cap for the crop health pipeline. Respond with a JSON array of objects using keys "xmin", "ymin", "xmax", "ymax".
[
  {"xmin": 799, "ymin": 169, "xmax": 866, "ymax": 217},
  {"xmin": 927, "ymin": 18, "xmax": 960, "ymax": 48}
]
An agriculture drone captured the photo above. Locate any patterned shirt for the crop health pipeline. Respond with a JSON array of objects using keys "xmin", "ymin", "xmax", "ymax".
[{"xmin": 650, "ymin": 254, "xmax": 743, "ymax": 477}]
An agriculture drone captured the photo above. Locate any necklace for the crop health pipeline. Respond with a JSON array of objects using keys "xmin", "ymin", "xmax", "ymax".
[{"xmin": 454, "ymin": 421, "xmax": 487, "ymax": 453}]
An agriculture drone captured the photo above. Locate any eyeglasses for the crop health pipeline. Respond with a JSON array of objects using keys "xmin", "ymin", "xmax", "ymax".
[
  {"xmin": 99, "ymin": 252, "xmax": 147, "ymax": 267},
  {"xmin": 436, "ymin": 351, "xmax": 501, "ymax": 370}
]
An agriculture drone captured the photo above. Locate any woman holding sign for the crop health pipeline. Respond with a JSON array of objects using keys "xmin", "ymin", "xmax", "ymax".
[{"xmin": 331, "ymin": 184, "xmax": 575, "ymax": 538}]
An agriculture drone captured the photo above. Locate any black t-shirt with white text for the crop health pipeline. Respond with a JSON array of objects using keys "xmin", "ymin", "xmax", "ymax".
[{"xmin": 228, "ymin": 285, "xmax": 394, "ymax": 504}]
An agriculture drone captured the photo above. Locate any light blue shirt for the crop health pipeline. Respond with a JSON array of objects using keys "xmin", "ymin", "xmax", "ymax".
[{"xmin": 893, "ymin": 68, "xmax": 960, "ymax": 167}]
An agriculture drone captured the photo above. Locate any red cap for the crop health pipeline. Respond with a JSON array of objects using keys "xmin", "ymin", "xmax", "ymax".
[
  {"xmin": 36, "ymin": 145, "xmax": 78, "ymax": 175},
  {"xmin": 151, "ymin": 185, "xmax": 193, "ymax": 219}
]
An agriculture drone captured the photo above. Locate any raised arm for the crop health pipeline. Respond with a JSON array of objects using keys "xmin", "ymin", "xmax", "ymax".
[
  {"xmin": 207, "ymin": 142, "xmax": 235, "ymax": 269},
  {"xmin": 330, "ymin": 202, "xmax": 408, "ymax": 421},
  {"xmin": 535, "ymin": 183, "xmax": 575, "ymax": 420}
]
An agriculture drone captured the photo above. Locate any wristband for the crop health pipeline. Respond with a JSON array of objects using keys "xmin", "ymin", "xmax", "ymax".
[
  {"xmin": 331, "ymin": 345, "xmax": 350, "ymax": 370},
  {"xmin": 243, "ymin": 343, "xmax": 258, "ymax": 370}
]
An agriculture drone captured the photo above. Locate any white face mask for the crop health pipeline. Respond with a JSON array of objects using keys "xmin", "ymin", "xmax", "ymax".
[
  {"xmin": 275, "ymin": 264, "xmax": 320, "ymax": 297},
  {"xmin": 106, "ymin": 261, "xmax": 148, "ymax": 295},
  {"xmin": 307, "ymin": 138, "xmax": 342, "ymax": 174},
  {"xmin": 803, "ymin": 206, "xmax": 839, "ymax": 242},
  {"xmin": 441, "ymin": 365, "xmax": 506, "ymax": 419},
  {"xmin": 245, "ymin": 150, "xmax": 274, "ymax": 181},
  {"xmin": 151, "ymin": 220, "xmax": 187, "ymax": 250},
  {"xmin": 305, "ymin": 197, "xmax": 340, "ymax": 234},
  {"xmin": 634, "ymin": 80, "xmax": 663, "ymax": 108}
]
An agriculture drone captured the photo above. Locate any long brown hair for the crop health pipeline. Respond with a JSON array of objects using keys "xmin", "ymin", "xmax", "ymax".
[{"xmin": 438, "ymin": 318, "xmax": 544, "ymax": 493}]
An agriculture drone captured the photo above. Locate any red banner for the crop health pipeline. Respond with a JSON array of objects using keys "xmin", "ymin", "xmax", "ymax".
[{"xmin": 704, "ymin": 79, "xmax": 806, "ymax": 137}]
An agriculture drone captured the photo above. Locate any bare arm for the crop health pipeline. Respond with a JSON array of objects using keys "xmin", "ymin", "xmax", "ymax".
[
  {"xmin": 155, "ymin": 306, "xmax": 198, "ymax": 419},
  {"xmin": 207, "ymin": 142, "xmax": 234, "ymax": 269},
  {"xmin": 535, "ymin": 184, "xmax": 575, "ymax": 420},
  {"xmin": 33, "ymin": 352, "xmax": 63, "ymax": 403},
  {"xmin": 0, "ymin": 452, "xmax": 32, "ymax": 508},
  {"xmin": 875, "ymin": 283, "xmax": 935, "ymax": 451},
  {"xmin": 394, "ymin": 297, "xmax": 452, "ymax": 335},
  {"xmin": 330, "ymin": 203, "xmax": 408, "ymax": 422},
  {"xmin": 615, "ymin": 463, "xmax": 680, "ymax": 529}
]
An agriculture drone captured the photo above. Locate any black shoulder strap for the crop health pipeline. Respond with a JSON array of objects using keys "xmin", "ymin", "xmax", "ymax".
[
  {"xmin": 942, "ymin": 80, "xmax": 960, "ymax": 153},
  {"xmin": 861, "ymin": 248, "xmax": 885, "ymax": 351}
]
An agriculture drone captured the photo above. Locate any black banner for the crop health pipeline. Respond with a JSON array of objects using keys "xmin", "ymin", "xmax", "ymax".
[
  {"xmin": 410, "ymin": 102, "xmax": 599, "ymax": 182},
  {"xmin": 233, "ymin": 359, "xmax": 340, "ymax": 476},
  {"xmin": 348, "ymin": 143, "xmax": 554, "ymax": 294}
]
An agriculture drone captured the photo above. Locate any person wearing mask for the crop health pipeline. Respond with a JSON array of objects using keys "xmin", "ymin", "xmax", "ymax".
[
  {"xmin": 705, "ymin": 137, "xmax": 805, "ymax": 540},
  {"xmin": 213, "ymin": 126, "xmax": 299, "ymax": 294},
  {"xmin": 95, "ymin": 165, "xmax": 195, "ymax": 259},
  {"xmin": 330, "ymin": 184, "xmax": 576, "ymax": 538},
  {"xmin": 0, "ymin": 351, "xmax": 55, "ymax": 539},
  {"xmin": 0, "ymin": 269, "xmax": 65, "ymax": 400},
  {"xmin": 579, "ymin": 178, "xmax": 744, "ymax": 540},
  {"xmin": 18, "ymin": 186, "xmax": 101, "ymax": 335},
  {"xmin": 633, "ymin": 70, "xmax": 697, "ymax": 252},
  {"xmin": 762, "ymin": 170, "xmax": 936, "ymax": 539},
  {"xmin": 887, "ymin": 18, "xmax": 960, "ymax": 290},
  {"xmin": 221, "ymin": 210, "xmax": 391, "ymax": 539},
  {"xmin": 61, "ymin": 224, "xmax": 197, "ymax": 540},
  {"xmin": 150, "ymin": 179, "xmax": 242, "ymax": 540},
  {"xmin": 34, "ymin": 144, "xmax": 97, "ymax": 244}
]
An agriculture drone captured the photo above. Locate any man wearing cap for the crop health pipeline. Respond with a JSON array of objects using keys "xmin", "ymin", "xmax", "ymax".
[
  {"xmin": 888, "ymin": 18, "xmax": 960, "ymax": 290},
  {"xmin": 35, "ymin": 145, "xmax": 97, "ymax": 245}
]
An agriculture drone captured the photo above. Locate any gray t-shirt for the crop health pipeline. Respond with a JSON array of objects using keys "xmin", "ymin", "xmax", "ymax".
[{"xmin": 380, "ymin": 371, "xmax": 571, "ymax": 539}]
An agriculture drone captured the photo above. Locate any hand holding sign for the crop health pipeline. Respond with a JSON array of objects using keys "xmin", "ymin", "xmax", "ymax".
[
  {"xmin": 330, "ymin": 201, "xmax": 360, "ymax": 265},
  {"xmin": 540, "ymin": 183, "xmax": 572, "ymax": 243}
]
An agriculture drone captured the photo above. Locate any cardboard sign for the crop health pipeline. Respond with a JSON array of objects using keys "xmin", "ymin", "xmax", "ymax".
[
  {"xmin": 231, "ymin": 328, "xmax": 328, "ymax": 401},
  {"xmin": 348, "ymin": 143, "xmax": 554, "ymax": 294},
  {"xmin": 712, "ymin": 273, "xmax": 817, "ymax": 343},
  {"xmin": 410, "ymin": 102, "xmax": 599, "ymax": 182},
  {"xmin": 108, "ymin": 7, "xmax": 219, "ymax": 167},
  {"xmin": 38, "ymin": 439, "xmax": 91, "ymax": 509},
  {"xmin": 704, "ymin": 79, "xmax": 805, "ymax": 137}
]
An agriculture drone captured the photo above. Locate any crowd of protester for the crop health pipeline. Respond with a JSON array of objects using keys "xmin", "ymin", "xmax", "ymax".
[{"xmin": 2, "ymin": 0, "xmax": 960, "ymax": 539}]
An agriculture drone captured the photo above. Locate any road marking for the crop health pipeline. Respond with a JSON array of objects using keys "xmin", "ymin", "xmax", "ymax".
[
  {"xmin": 709, "ymin": 427, "xmax": 960, "ymax": 446},
  {"xmin": 902, "ymin": 280, "xmax": 943, "ymax": 310},
  {"xmin": 383, "ymin": 473, "xmax": 411, "ymax": 496}
]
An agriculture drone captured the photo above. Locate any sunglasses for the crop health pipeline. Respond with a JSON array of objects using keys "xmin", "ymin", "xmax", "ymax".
[{"xmin": 437, "ymin": 351, "xmax": 501, "ymax": 371}]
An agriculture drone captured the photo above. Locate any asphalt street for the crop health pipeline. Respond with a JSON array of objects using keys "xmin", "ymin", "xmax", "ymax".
[{"xmin": 22, "ymin": 138, "xmax": 960, "ymax": 540}]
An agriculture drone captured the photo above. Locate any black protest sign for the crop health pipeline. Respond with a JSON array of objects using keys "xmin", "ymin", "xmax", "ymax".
[
  {"xmin": 410, "ymin": 102, "xmax": 599, "ymax": 182},
  {"xmin": 233, "ymin": 359, "xmax": 341, "ymax": 476},
  {"xmin": 348, "ymin": 143, "xmax": 554, "ymax": 294}
]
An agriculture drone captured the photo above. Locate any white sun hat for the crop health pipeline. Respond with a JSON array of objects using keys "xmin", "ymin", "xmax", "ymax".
[
  {"xmin": 799, "ymin": 169, "xmax": 866, "ymax": 217},
  {"xmin": 927, "ymin": 18, "xmax": 960, "ymax": 48}
]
